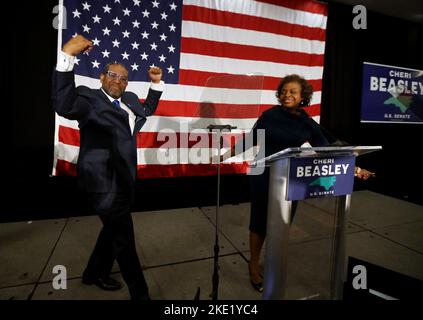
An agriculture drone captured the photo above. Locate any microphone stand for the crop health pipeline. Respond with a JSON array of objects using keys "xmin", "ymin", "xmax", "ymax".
[{"xmin": 208, "ymin": 124, "xmax": 236, "ymax": 301}]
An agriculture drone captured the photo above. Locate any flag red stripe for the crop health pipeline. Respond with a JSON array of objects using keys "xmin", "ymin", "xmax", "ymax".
[
  {"xmin": 178, "ymin": 69, "xmax": 323, "ymax": 91},
  {"xmin": 137, "ymin": 163, "xmax": 250, "ymax": 178},
  {"xmin": 180, "ymin": 38, "xmax": 324, "ymax": 67},
  {"xmin": 303, "ymin": 104, "xmax": 321, "ymax": 117},
  {"xmin": 255, "ymin": 0, "xmax": 328, "ymax": 15},
  {"xmin": 55, "ymin": 160, "xmax": 250, "ymax": 178},
  {"xmin": 59, "ymin": 126, "xmax": 80, "ymax": 146},
  {"xmin": 182, "ymin": 5, "xmax": 326, "ymax": 41},
  {"xmin": 155, "ymin": 101, "xmax": 270, "ymax": 118},
  {"xmin": 56, "ymin": 159, "xmax": 77, "ymax": 176}
]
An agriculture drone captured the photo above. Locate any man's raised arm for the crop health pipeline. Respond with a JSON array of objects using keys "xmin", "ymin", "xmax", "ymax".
[{"xmin": 52, "ymin": 35, "xmax": 93, "ymax": 120}]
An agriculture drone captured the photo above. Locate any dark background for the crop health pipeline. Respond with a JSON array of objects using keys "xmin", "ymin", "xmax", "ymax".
[{"xmin": 2, "ymin": 1, "xmax": 422, "ymax": 223}]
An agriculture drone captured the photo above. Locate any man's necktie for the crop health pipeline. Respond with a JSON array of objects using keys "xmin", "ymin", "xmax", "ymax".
[{"xmin": 112, "ymin": 99, "xmax": 120, "ymax": 108}]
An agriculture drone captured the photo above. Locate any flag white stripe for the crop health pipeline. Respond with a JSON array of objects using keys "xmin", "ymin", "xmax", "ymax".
[
  {"xmin": 181, "ymin": 21, "xmax": 326, "ymax": 55},
  {"xmin": 58, "ymin": 143, "xmax": 79, "ymax": 163},
  {"xmin": 144, "ymin": 116, "xmax": 258, "ymax": 131},
  {"xmin": 138, "ymin": 148, "xmax": 253, "ymax": 165},
  {"xmin": 183, "ymin": 0, "xmax": 327, "ymax": 29},
  {"xmin": 57, "ymin": 117, "xmax": 79, "ymax": 130},
  {"xmin": 180, "ymin": 53, "xmax": 324, "ymax": 81}
]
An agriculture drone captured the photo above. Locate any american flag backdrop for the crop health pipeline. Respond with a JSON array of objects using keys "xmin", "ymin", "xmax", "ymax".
[{"xmin": 53, "ymin": 0, "xmax": 328, "ymax": 178}]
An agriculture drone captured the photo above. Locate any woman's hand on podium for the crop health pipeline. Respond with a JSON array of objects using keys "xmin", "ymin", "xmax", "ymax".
[{"xmin": 354, "ymin": 166, "xmax": 375, "ymax": 180}]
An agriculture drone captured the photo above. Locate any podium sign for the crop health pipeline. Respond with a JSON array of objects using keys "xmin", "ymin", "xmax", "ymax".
[
  {"xmin": 254, "ymin": 146, "xmax": 382, "ymax": 300},
  {"xmin": 287, "ymin": 155, "xmax": 356, "ymax": 201}
]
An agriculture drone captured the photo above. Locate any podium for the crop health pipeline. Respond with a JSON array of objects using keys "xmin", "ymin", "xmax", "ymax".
[{"xmin": 251, "ymin": 146, "xmax": 382, "ymax": 300}]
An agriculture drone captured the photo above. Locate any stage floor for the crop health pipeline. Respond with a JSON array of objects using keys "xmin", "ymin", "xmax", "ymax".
[{"xmin": 1, "ymin": 190, "xmax": 422, "ymax": 300}]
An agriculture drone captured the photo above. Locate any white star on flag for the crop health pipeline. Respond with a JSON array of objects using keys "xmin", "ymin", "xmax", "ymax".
[
  {"xmin": 91, "ymin": 60, "xmax": 100, "ymax": 68},
  {"xmin": 101, "ymin": 50, "xmax": 110, "ymax": 58},
  {"xmin": 102, "ymin": 27, "xmax": 111, "ymax": 36},
  {"xmin": 121, "ymin": 51, "xmax": 130, "ymax": 60},
  {"xmin": 92, "ymin": 15, "xmax": 101, "ymax": 23},
  {"xmin": 132, "ymin": 20, "xmax": 140, "ymax": 28},
  {"xmin": 168, "ymin": 45, "xmax": 175, "ymax": 53},
  {"xmin": 82, "ymin": 2, "xmax": 91, "ymax": 11},
  {"xmin": 112, "ymin": 39, "xmax": 120, "ymax": 47},
  {"xmin": 167, "ymin": 65, "xmax": 175, "ymax": 73},
  {"xmin": 113, "ymin": 17, "xmax": 121, "ymax": 25},
  {"xmin": 123, "ymin": 8, "xmax": 131, "ymax": 16},
  {"xmin": 72, "ymin": 9, "xmax": 81, "ymax": 18}
]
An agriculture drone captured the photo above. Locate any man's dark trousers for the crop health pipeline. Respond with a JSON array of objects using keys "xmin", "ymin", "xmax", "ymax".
[{"xmin": 82, "ymin": 191, "xmax": 149, "ymax": 299}]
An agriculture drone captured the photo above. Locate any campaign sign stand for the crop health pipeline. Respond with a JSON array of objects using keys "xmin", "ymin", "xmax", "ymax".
[{"xmin": 251, "ymin": 146, "xmax": 382, "ymax": 300}]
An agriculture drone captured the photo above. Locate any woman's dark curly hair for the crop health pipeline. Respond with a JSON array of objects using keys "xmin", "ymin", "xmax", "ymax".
[{"xmin": 275, "ymin": 74, "xmax": 313, "ymax": 107}]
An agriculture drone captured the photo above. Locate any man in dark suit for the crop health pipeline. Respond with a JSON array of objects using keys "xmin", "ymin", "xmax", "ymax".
[{"xmin": 52, "ymin": 35, "xmax": 163, "ymax": 300}]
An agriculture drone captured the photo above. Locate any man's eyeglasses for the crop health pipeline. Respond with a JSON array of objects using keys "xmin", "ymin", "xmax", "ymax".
[{"xmin": 106, "ymin": 71, "xmax": 128, "ymax": 83}]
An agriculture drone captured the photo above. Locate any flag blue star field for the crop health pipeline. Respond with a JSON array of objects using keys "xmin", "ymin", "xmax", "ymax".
[
  {"xmin": 62, "ymin": 0, "xmax": 182, "ymax": 83},
  {"xmin": 54, "ymin": 0, "xmax": 328, "ymax": 178}
]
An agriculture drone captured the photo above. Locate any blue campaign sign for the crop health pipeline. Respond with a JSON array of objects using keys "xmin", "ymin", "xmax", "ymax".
[
  {"xmin": 361, "ymin": 62, "xmax": 423, "ymax": 124},
  {"xmin": 287, "ymin": 156, "xmax": 356, "ymax": 201}
]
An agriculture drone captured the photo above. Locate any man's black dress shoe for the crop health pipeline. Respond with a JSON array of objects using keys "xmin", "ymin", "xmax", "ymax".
[{"xmin": 82, "ymin": 276, "xmax": 123, "ymax": 291}]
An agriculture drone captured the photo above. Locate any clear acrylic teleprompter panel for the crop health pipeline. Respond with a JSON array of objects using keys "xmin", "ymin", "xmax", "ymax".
[
  {"xmin": 283, "ymin": 196, "xmax": 340, "ymax": 300},
  {"xmin": 190, "ymin": 74, "xmax": 264, "ymax": 130}
]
